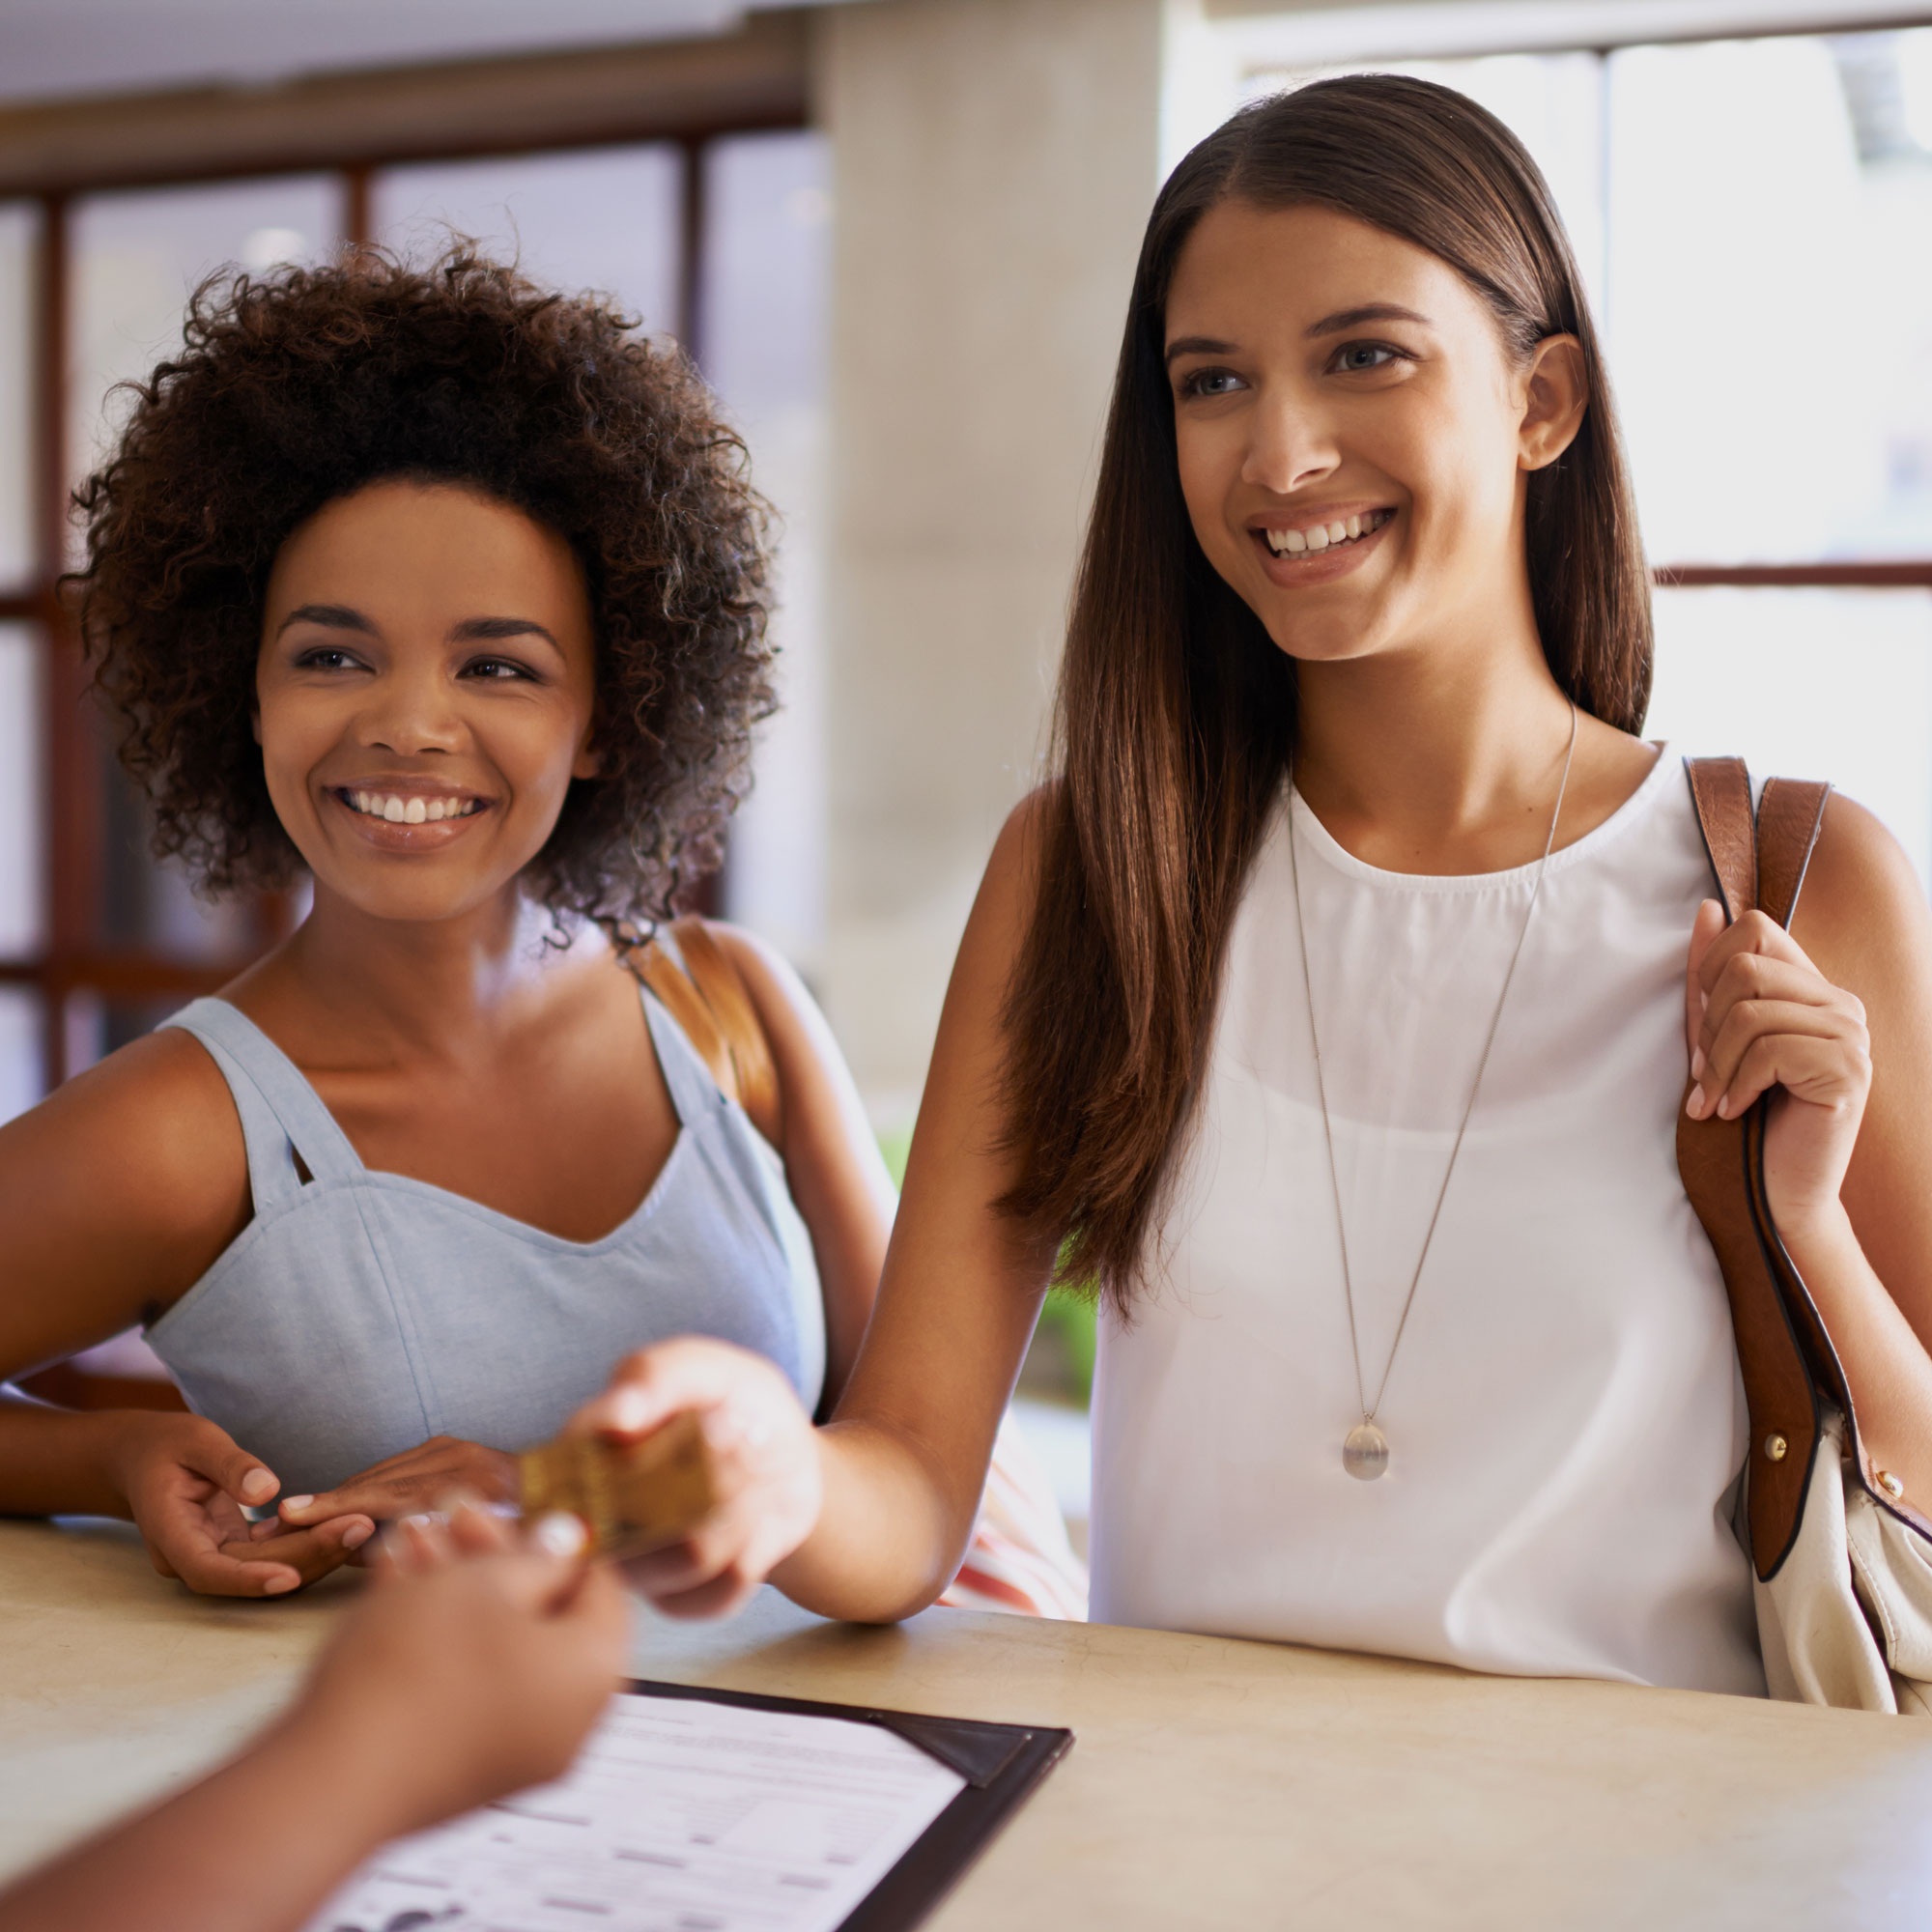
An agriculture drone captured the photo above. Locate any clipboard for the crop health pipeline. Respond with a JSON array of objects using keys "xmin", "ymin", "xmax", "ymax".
[{"xmin": 632, "ymin": 1678, "xmax": 1074, "ymax": 1932}]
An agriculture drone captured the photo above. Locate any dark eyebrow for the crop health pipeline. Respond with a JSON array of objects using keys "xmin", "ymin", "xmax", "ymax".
[
  {"xmin": 1164, "ymin": 305, "xmax": 1433, "ymax": 366},
  {"xmin": 275, "ymin": 603, "xmax": 373, "ymax": 639},
  {"xmin": 1305, "ymin": 303, "xmax": 1432, "ymax": 337},
  {"xmin": 451, "ymin": 615, "xmax": 561, "ymax": 651},
  {"xmin": 1164, "ymin": 334, "xmax": 1236, "ymax": 367}
]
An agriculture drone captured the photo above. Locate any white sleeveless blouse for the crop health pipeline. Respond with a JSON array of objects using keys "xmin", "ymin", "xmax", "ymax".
[{"xmin": 1089, "ymin": 747, "xmax": 1765, "ymax": 1694}]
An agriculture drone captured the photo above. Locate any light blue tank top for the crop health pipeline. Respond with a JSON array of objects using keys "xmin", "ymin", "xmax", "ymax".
[{"xmin": 145, "ymin": 981, "xmax": 826, "ymax": 1495}]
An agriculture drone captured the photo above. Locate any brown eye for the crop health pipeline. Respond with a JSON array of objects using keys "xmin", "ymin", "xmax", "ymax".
[{"xmin": 1335, "ymin": 343, "xmax": 1398, "ymax": 373}]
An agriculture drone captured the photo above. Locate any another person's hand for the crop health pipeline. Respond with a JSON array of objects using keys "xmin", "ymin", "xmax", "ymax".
[
  {"xmin": 101, "ymin": 1411, "xmax": 373, "ymax": 1597},
  {"xmin": 275, "ymin": 1435, "xmax": 519, "ymax": 1538},
  {"xmin": 287, "ymin": 1499, "xmax": 631, "ymax": 1832},
  {"xmin": 567, "ymin": 1337, "xmax": 822, "ymax": 1618},
  {"xmin": 0, "ymin": 1502, "xmax": 629, "ymax": 1932}
]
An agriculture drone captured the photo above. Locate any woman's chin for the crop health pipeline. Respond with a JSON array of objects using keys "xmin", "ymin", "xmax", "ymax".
[
  {"xmin": 1260, "ymin": 609, "xmax": 1397, "ymax": 670},
  {"xmin": 302, "ymin": 868, "xmax": 524, "ymax": 930}
]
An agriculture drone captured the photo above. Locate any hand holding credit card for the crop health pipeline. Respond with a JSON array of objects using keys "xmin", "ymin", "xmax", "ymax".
[{"xmin": 516, "ymin": 1409, "xmax": 720, "ymax": 1560}]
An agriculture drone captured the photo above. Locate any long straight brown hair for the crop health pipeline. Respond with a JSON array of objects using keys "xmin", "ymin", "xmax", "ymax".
[{"xmin": 997, "ymin": 75, "xmax": 1653, "ymax": 1314}]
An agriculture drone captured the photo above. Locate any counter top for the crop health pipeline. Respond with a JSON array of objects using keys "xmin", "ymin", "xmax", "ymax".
[{"xmin": 4, "ymin": 1516, "xmax": 1930, "ymax": 1928}]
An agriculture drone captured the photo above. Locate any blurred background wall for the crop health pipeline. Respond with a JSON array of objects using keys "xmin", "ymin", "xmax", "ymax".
[{"xmin": 10, "ymin": 0, "xmax": 1932, "ymax": 1522}]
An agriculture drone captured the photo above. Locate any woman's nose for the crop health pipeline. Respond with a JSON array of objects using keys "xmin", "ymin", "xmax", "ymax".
[
  {"xmin": 355, "ymin": 666, "xmax": 464, "ymax": 756},
  {"xmin": 1240, "ymin": 394, "xmax": 1340, "ymax": 497}
]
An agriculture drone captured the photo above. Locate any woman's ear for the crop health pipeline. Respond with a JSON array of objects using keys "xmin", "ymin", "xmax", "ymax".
[
  {"xmin": 1518, "ymin": 333, "xmax": 1587, "ymax": 472},
  {"xmin": 571, "ymin": 736, "xmax": 603, "ymax": 781}
]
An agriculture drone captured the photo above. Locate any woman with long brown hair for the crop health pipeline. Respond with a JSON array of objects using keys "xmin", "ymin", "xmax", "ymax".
[{"xmin": 571, "ymin": 75, "xmax": 1932, "ymax": 1690}]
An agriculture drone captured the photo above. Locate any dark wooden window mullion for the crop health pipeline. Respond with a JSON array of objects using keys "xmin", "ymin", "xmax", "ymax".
[
  {"xmin": 341, "ymin": 162, "xmax": 372, "ymax": 252},
  {"xmin": 32, "ymin": 189, "xmax": 93, "ymax": 1089},
  {"xmin": 674, "ymin": 132, "xmax": 725, "ymax": 919},
  {"xmin": 1654, "ymin": 563, "xmax": 1932, "ymax": 590}
]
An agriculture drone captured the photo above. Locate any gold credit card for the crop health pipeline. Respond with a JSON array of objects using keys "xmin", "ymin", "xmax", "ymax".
[{"xmin": 516, "ymin": 1410, "xmax": 719, "ymax": 1560}]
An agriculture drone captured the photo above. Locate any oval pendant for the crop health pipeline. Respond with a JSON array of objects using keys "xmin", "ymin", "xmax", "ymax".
[{"xmin": 1342, "ymin": 1420, "xmax": 1389, "ymax": 1482}]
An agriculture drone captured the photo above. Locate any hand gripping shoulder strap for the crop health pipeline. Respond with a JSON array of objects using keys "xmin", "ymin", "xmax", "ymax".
[
  {"xmin": 1677, "ymin": 757, "xmax": 1833, "ymax": 1578},
  {"xmin": 629, "ymin": 917, "xmax": 783, "ymax": 1150}
]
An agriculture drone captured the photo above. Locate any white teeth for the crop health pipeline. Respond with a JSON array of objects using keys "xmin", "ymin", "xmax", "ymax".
[
  {"xmin": 345, "ymin": 789, "xmax": 475, "ymax": 822},
  {"xmin": 1264, "ymin": 510, "xmax": 1389, "ymax": 558}
]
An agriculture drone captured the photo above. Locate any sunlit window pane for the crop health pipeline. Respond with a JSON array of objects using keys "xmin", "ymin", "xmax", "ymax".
[
  {"xmin": 0, "ymin": 203, "xmax": 37, "ymax": 591},
  {"xmin": 1237, "ymin": 52, "xmax": 1606, "ymax": 307},
  {"xmin": 700, "ymin": 131, "xmax": 832, "ymax": 968},
  {"xmin": 0, "ymin": 987, "xmax": 43, "ymax": 1123},
  {"xmin": 0, "ymin": 624, "xmax": 43, "ymax": 956},
  {"xmin": 69, "ymin": 177, "xmax": 342, "ymax": 528},
  {"xmin": 372, "ymin": 146, "xmax": 683, "ymax": 338},
  {"xmin": 1647, "ymin": 586, "xmax": 1932, "ymax": 889},
  {"xmin": 1608, "ymin": 33, "xmax": 1932, "ymax": 564}
]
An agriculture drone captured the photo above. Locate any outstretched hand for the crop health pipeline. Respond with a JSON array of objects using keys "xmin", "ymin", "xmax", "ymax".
[
  {"xmin": 290, "ymin": 1498, "xmax": 632, "ymax": 1833},
  {"xmin": 104, "ymin": 1412, "xmax": 373, "ymax": 1597},
  {"xmin": 567, "ymin": 1337, "xmax": 822, "ymax": 1618},
  {"xmin": 1685, "ymin": 897, "xmax": 1873, "ymax": 1234},
  {"xmin": 275, "ymin": 1434, "xmax": 520, "ymax": 1538},
  {"xmin": 0, "ymin": 1499, "xmax": 631, "ymax": 1932}
]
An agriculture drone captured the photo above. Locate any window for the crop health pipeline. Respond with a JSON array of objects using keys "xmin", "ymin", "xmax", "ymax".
[
  {"xmin": 1176, "ymin": 10, "xmax": 1932, "ymax": 887},
  {"xmin": 0, "ymin": 115, "xmax": 828, "ymax": 1121}
]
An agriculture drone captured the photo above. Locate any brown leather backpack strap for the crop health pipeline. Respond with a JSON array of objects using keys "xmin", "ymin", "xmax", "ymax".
[
  {"xmin": 668, "ymin": 917, "xmax": 782, "ymax": 1151},
  {"xmin": 631, "ymin": 936, "xmax": 741, "ymax": 1107},
  {"xmin": 1676, "ymin": 757, "xmax": 1821, "ymax": 1579},
  {"xmin": 1755, "ymin": 779, "xmax": 1830, "ymax": 930},
  {"xmin": 1684, "ymin": 755, "xmax": 1757, "ymax": 923}
]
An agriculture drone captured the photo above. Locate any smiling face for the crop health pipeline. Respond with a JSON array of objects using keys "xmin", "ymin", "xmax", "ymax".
[
  {"xmin": 1164, "ymin": 200, "xmax": 1582, "ymax": 673},
  {"xmin": 255, "ymin": 480, "xmax": 599, "ymax": 928}
]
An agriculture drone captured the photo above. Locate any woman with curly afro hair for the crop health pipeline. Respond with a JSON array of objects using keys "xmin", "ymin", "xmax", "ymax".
[{"xmin": 0, "ymin": 249, "xmax": 1089, "ymax": 1613}]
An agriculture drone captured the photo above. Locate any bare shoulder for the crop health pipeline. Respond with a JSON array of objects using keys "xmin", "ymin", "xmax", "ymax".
[
  {"xmin": 703, "ymin": 920, "xmax": 818, "ymax": 1026},
  {"xmin": 7, "ymin": 1026, "xmax": 242, "ymax": 1178},
  {"xmin": 990, "ymin": 781, "xmax": 1058, "ymax": 879},
  {"xmin": 0, "ymin": 1027, "xmax": 250, "ymax": 1332},
  {"xmin": 1790, "ymin": 793, "xmax": 1932, "ymax": 1009},
  {"xmin": 974, "ymin": 777, "xmax": 1066, "ymax": 943}
]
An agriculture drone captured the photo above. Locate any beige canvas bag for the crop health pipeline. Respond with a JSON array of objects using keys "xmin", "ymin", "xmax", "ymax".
[{"xmin": 1679, "ymin": 758, "xmax": 1932, "ymax": 1714}]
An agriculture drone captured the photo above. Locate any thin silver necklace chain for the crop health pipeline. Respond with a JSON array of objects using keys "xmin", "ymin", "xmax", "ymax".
[{"xmin": 1288, "ymin": 702, "xmax": 1578, "ymax": 1438}]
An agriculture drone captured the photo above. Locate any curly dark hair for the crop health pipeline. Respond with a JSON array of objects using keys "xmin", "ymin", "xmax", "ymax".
[{"xmin": 70, "ymin": 244, "xmax": 775, "ymax": 931}]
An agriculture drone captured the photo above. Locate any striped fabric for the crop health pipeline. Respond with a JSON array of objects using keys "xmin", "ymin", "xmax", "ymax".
[{"xmin": 938, "ymin": 1407, "xmax": 1088, "ymax": 1621}]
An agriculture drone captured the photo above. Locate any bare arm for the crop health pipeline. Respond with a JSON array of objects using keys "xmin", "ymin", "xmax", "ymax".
[
  {"xmin": 1691, "ymin": 794, "xmax": 1932, "ymax": 1499},
  {"xmin": 570, "ymin": 799, "xmax": 1060, "ymax": 1623},
  {"xmin": 0, "ymin": 1505, "xmax": 629, "ymax": 1932}
]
